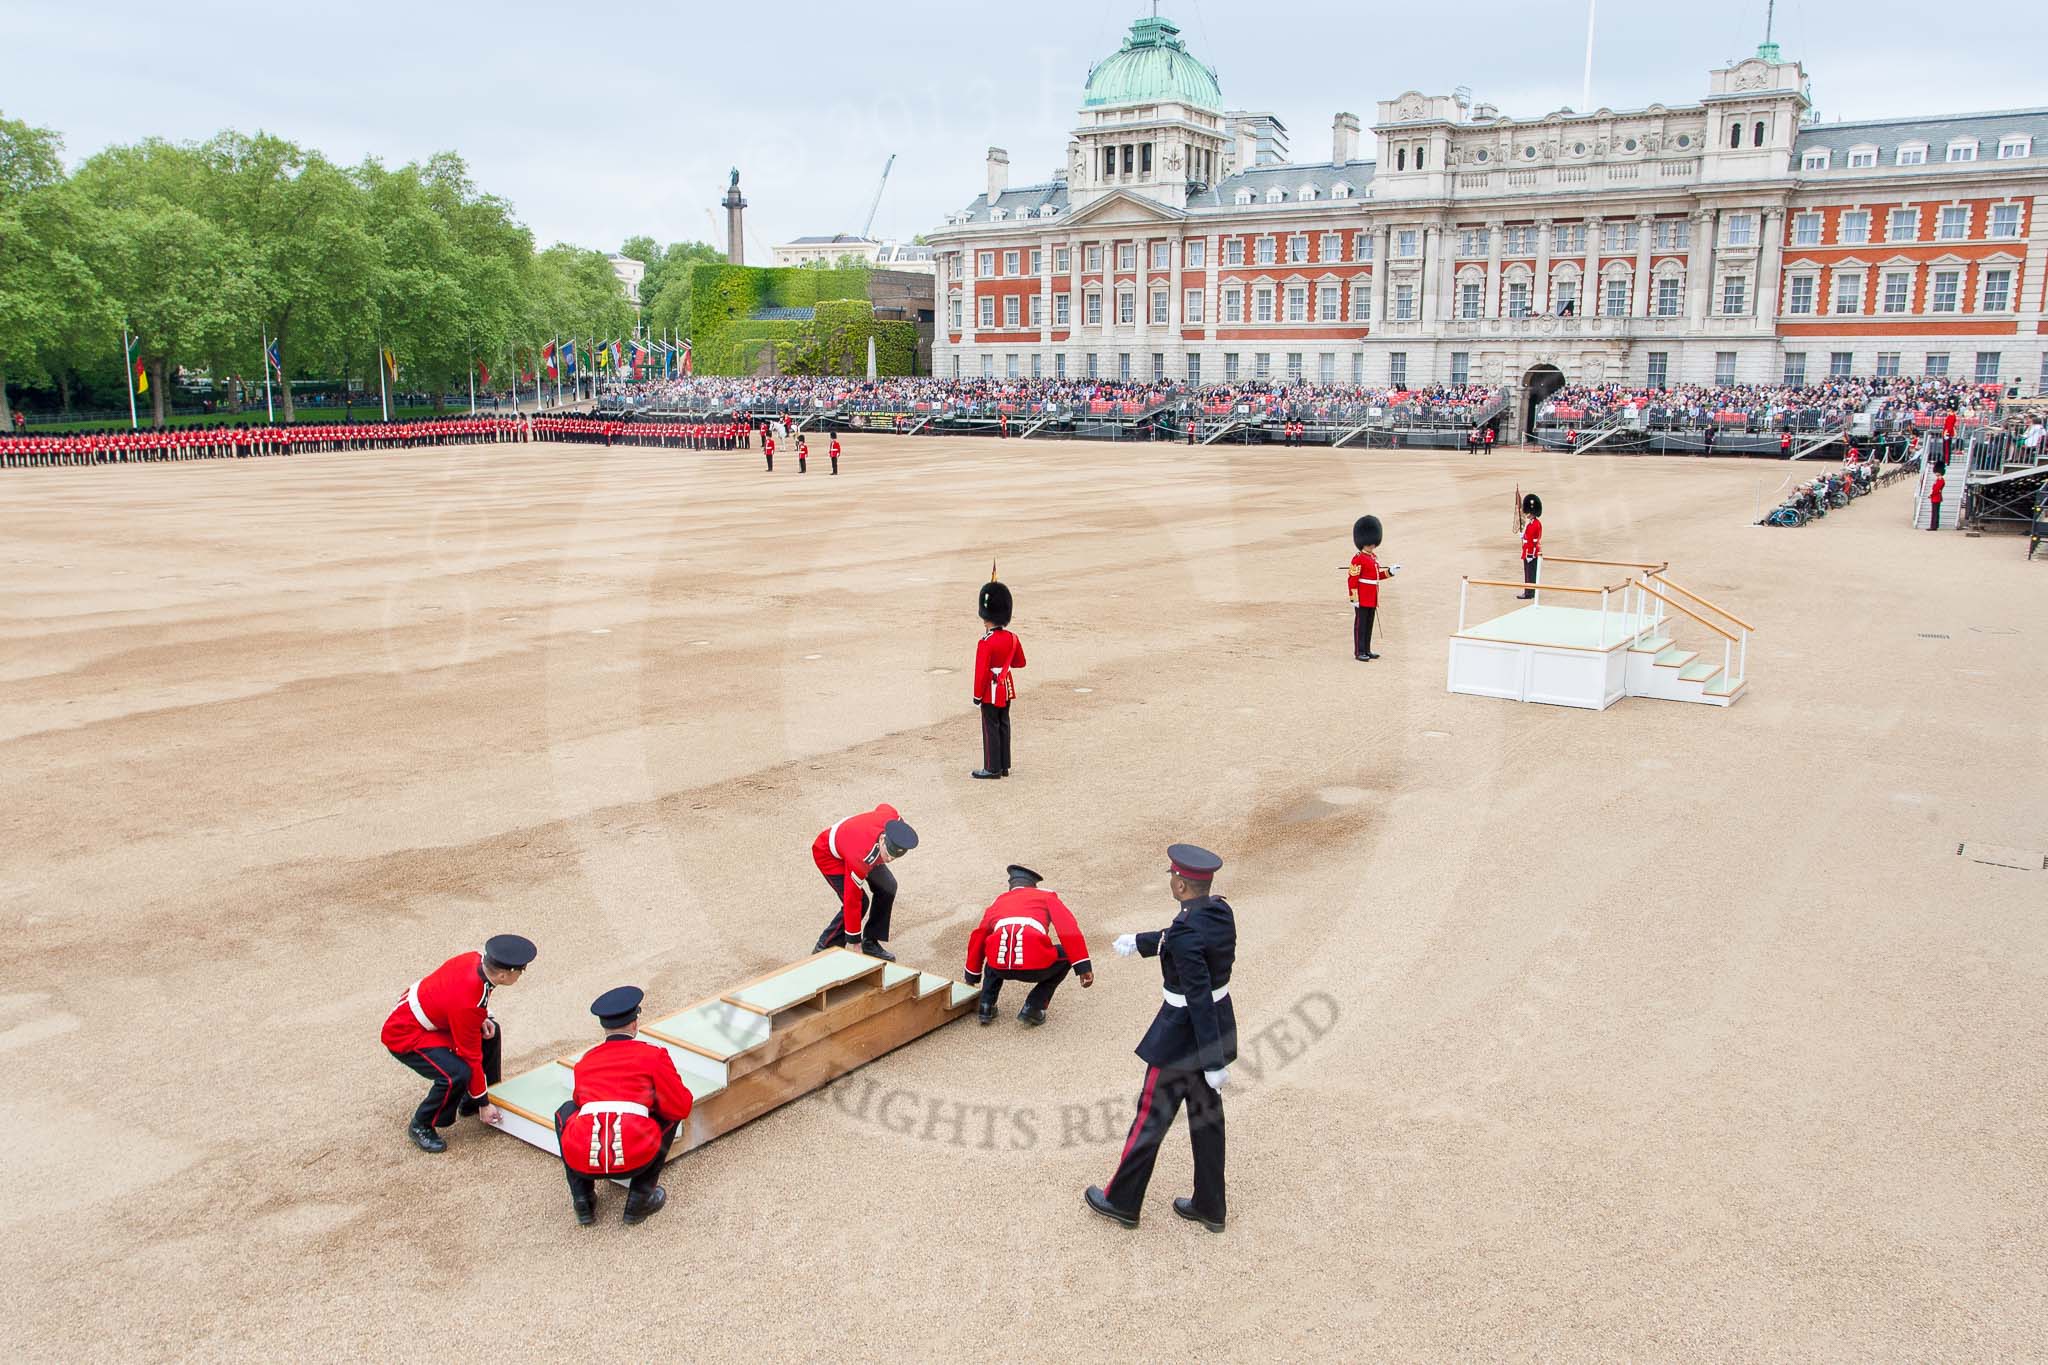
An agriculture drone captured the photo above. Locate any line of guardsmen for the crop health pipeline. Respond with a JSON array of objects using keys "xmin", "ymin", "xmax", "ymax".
[
  {"xmin": 0, "ymin": 415, "xmax": 531, "ymax": 467},
  {"xmin": 384, "ymin": 836, "xmax": 1237, "ymax": 1233}
]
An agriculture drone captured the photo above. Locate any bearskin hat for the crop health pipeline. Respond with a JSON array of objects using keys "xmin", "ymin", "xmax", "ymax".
[
  {"xmin": 978, "ymin": 579, "xmax": 1013, "ymax": 628},
  {"xmin": 1353, "ymin": 515, "xmax": 1383, "ymax": 550},
  {"xmin": 1522, "ymin": 493, "xmax": 1543, "ymax": 517}
]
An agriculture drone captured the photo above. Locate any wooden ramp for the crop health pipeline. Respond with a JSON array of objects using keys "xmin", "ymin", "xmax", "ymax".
[{"xmin": 486, "ymin": 949, "xmax": 977, "ymax": 1160}]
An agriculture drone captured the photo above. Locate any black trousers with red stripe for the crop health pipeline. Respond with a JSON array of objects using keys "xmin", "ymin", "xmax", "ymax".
[
  {"xmin": 978, "ymin": 952, "xmax": 1071, "ymax": 1011},
  {"xmin": 391, "ymin": 1033, "xmax": 502, "ymax": 1130},
  {"xmin": 814, "ymin": 864, "xmax": 897, "ymax": 951},
  {"xmin": 1103, "ymin": 1064, "xmax": 1225, "ymax": 1221},
  {"xmin": 553, "ymin": 1102, "xmax": 679, "ymax": 1206},
  {"xmin": 979, "ymin": 700, "xmax": 1013, "ymax": 774}
]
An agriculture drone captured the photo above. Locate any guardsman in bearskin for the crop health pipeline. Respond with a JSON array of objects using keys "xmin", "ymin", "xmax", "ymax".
[
  {"xmin": 829, "ymin": 435, "xmax": 842, "ymax": 475},
  {"xmin": 554, "ymin": 987, "xmax": 694, "ymax": 1226},
  {"xmin": 964, "ymin": 864, "xmax": 1093, "ymax": 1025},
  {"xmin": 811, "ymin": 804, "xmax": 919, "ymax": 960},
  {"xmin": 1517, "ymin": 493, "xmax": 1543, "ymax": 598},
  {"xmin": 381, "ymin": 933, "xmax": 536, "ymax": 1152},
  {"xmin": 972, "ymin": 569, "xmax": 1026, "ymax": 779},
  {"xmin": 763, "ymin": 430, "xmax": 775, "ymax": 472},
  {"xmin": 1087, "ymin": 843, "xmax": 1236, "ymax": 1233},
  {"xmin": 1348, "ymin": 515, "xmax": 1395, "ymax": 661}
]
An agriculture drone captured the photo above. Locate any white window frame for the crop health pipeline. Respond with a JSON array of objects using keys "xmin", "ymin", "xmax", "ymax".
[
  {"xmin": 1839, "ymin": 210, "xmax": 1870, "ymax": 245},
  {"xmin": 1786, "ymin": 274, "xmax": 1816, "ymax": 316},
  {"xmin": 1222, "ymin": 287, "xmax": 1243, "ymax": 323},
  {"xmin": 1847, "ymin": 146, "xmax": 1877, "ymax": 169},
  {"xmin": 1084, "ymin": 292, "xmax": 1102, "ymax": 326},
  {"xmin": 1287, "ymin": 234, "xmax": 1308, "ymax": 264},
  {"xmin": 1720, "ymin": 275, "xmax": 1748, "ymax": 316},
  {"xmin": 1319, "ymin": 232, "xmax": 1341, "ymax": 262},
  {"xmin": 1002, "ymin": 295, "xmax": 1020, "ymax": 328},
  {"xmin": 1801, "ymin": 150, "xmax": 1830, "ymax": 171},
  {"xmin": 1003, "ymin": 250, "xmax": 1020, "ymax": 277},
  {"xmin": 1223, "ymin": 238, "xmax": 1244, "ymax": 266},
  {"xmin": 1393, "ymin": 283, "xmax": 1416, "ymax": 321},
  {"xmin": 1895, "ymin": 142, "xmax": 1927, "ymax": 166},
  {"xmin": 1186, "ymin": 239, "xmax": 1206, "ymax": 268},
  {"xmin": 1724, "ymin": 213, "xmax": 1756, "ymax": 247},
  {"xmin": 1256, "ymin": 237, "xmax": 1277, "ymax": 266},
  {"xmin": 1654, "ymin": 275, "xmax": 1682, "ymax": 317},
  {"xmin": 1085, "ymin": 245, "xmax": 1103, "ymax": 271},
  {"xmin": 1054, "ymin": 293, "xmax": 1071, "ymax": 326},
  {"xmin": 1888, "ymin": 208, "xmax": 1919, "ymax": 242},
  {"xmin": 1831, "ymin": 272, "xmax": 1863, "ymax": 315},
  {"xmin": 1184, "ymin": 289, "xmax": 1204, "ymax": 324},
  {"xmin": 1253, "ymin": 286, "xmax": 1274, "ymax": 323},
  {"xmin": 978, "ymin": 296, "xmax": 995, "ymax": 328},
  {"xmin": 1285, "ymin": 284, "xmax": 1308, "ymax": 322},
  {"xmin": 1318, "ymin": 283, "xmax": 1340, "ymax": 322},
  {"xmin": 1117, "ymin": 291, "xmax": 1135, "ymax": 325},
  {"xmin": 978, "ymin": 251, "xmax": 995, "ymax": 277},
  {"xmin": 1997, "ymin": 135, "xmax": 2032, "ymax": 159},
  {"xmin": 1990, "ymin": 203, "xmax": 2022, "ymax": 239},
  {"xmin": 1946, "ymin": 139, "xmax": 1977, "ymax": 163},
  {"xmin": 1151, "ymin": 242, "xmax": 1169, "ymax": 271},
  {"xmin": 1881, "ymin": 272, "xmax": 1911, "ymax": 314},
  {"xmin": 1028, "ymin": 294, "xmax": 1043, "ymax": 327},
  {"xmin": 1233, "ymin": 189, "xmax": 1253, "ymax": 205},
  {"xmin": 1980, "ymin": 267, "xmax": 2013, "ymax": 313},
  {"xmin": 1055, "ymin": 247, "xmax": 1071, "ymax": 273},
  {"xmin": 1117, "ymin": 244, "xmax": 1136, "ymax": 271},
  {"xmin": 1929, "ymin": 269, "xmax": 1961, "ymax": 314},
  {"xmin": 1937, "ymin": 205, "xmax": 1969, "ymax": 241},
  {"xmin": 1150, "ymin": 289, "xmax": 1169, "ymax": 324},
  {"xmin": 1792, "ymin": 212, "xmax": 1822, "ymax": 246}
]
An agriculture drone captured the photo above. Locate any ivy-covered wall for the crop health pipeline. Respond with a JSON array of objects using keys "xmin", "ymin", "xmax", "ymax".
[{"xmin": 684, "ymin": 264, "xmax": 921, "ymax": 377}]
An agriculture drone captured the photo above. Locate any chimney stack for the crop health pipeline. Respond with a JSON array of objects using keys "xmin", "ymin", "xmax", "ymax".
[
  {"xmin": 1232, "ymin": 124, "xmax": 1256, "ymax": 175},
  {"xmin": 1332, "ymin": 112, "xmax": 1360, "ymax": 166},
  {"xmin": 986, "ymin": 147, "xmax": 1010, "ymax": 206}
]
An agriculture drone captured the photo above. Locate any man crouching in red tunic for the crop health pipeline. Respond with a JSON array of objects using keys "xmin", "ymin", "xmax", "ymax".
[{"xmin": 554, "ymin": 987, "xmax": 695, "ymax": 1226}]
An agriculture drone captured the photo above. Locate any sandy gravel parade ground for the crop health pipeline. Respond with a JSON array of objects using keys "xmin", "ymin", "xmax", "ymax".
[{"xmin": 2, "ymin": 434, "xmax": 2043, "ymax": 1360}]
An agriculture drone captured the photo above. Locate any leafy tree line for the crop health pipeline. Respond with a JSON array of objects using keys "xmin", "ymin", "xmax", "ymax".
[{"xmin": 1, "ymin": 113, "xmax": 712, "ymax": 426}]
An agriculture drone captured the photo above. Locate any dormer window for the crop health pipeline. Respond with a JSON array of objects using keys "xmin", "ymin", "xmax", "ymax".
[
  {"xmin": 1847, "ymin": 145, "xmax": 1877, "ymax": 168},
  {"xmin": 1298, "ymin": 184, "xmax": 1318, "ymax": 201},
  {"xmin": 1998, "ymin": 135, "xmax": 2032, "ymax": 159},
  {"xmin": 1896, "ymin": 142, "xmax": 1927, "ymax": 166},
  {"xmin": 1801, "ymin": 149, "xmax": 1830, "ymax": 171},
  {"xmin": 989, "ymin": 208, "xmax": 1006, "ymax": 221},
  {"xmin": 1331, "ymin": 182, "xmax": 1352, "ymax": 199},
  {"xmin": 1265, "ymin": 188, "xmax": 1285, "ymax": 203},
  {"xmin": 1234, "ymin": 189, "xmax": 1253, "ymax": 205},
  {"xmin": 1042, "ymin": 205, "xmax": 1058, "ymax": 218},
  {"xmin": 1946, "ymin": 139, "xmax": 1977, "ymax": 163}
]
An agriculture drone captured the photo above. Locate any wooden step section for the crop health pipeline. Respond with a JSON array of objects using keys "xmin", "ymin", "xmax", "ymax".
[
  {"xmin": 1678, "ymin": 660, "xmax": 1724, "ymax": 684},
  {"xmin": 1653, "ymin": 647, "xmax": 1697, "ymax": 669},
  {"xmin": 1630, "ymin": 635, "xmax": 1673, "ymax": 654},
  {"xmin": 1704, "ymin": 675, "xmax": 1746, "ymax": 700}
]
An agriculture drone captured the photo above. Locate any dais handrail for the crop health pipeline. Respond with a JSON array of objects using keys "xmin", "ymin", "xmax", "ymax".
[
  {"xmin": 1646, "ymin": 573, "xmax": 1757, "ymax": 633},
  {"xmin": 1633, "ymin": 579, "xmax": 1738, "ymax": 641}
]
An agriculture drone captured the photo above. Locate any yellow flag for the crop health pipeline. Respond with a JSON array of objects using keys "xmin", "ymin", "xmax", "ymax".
[
  {"xmin": 135, "ymin": 360, "xmax": 149, "ymax": 395},
  {"xmin": 383, "ymin": 348, "xmax": 399, "ymax": 379}
]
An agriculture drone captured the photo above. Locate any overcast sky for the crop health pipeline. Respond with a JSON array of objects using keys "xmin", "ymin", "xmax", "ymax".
[{"xmin": 11, "ymin": 0, "xmax": 2043, "ymax": 258}]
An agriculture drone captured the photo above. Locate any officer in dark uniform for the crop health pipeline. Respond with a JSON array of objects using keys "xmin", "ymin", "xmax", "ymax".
[{"xmin": 1086, "ymin": 843, "xmax": 1236, "ymax": 1233}]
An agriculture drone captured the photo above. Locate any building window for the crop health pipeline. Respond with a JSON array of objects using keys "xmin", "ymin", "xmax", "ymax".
[
  {"xmin": 977, "ymin": 251, "xmax": 995, "ymax": 277},
  {"xmin": 1222, "ymin": 287, "xmax": 1243, "ymax": 323},
  {"xmin": 1055, "ymin": 293, "xmax": 1071, "ymax": 326},
  {"xmin": 1839, "ymin": 210, "xmax": 1870, "ymax": 244},
  {"xmin": 1266, "ymin": 188, "xmax": 1285, "ymax": 203},
  {"xmin": 1715, "ymin": 351, "xmax": 1737, "ymax": 386},
  {"xmin": 1352, "ymin": 352, "xmax": 1364, "ymax": 384},
  {"xmin": 1974, "ymin": 351, "xmax": 2002, "ymax": 383},
  {"xmin": 1930, "ymin": 269, "xmax": 1960, "ymax": 313},
  {"xmin": 1223, "ymin": 352, "xmax": 1239, "ymax": 381},
  {"xmin": 1186, "ymin": 354, "xmax": 1200, "ymax": 383},
  {"xmin": 1724, "ymin": 214, "xmax": 1756, "ymax": 247},
  {"xmin": 1254, "ymin": 287, "xmax": 1275, "ymax": 323},
  {"xmin": 1394, "ymin": 283, "xmax": 1415, "ymax": 320},
  {"xmin": 1117, "ymin": 244, "xmax": 1135, "ymax": 271},
  {"xmin": 1888, "ymin": 208, "xmax": 1918, "ymax": 242},
  {"xmin": 1833, "ymin": 274, "xmax": 1862, "ymax": 314},
  {"xmin": 1084, "ymin": 292, "xmax": 1102, "ymax": 325},
  {"xmin": 1396, "ymin": 148, "xmax": 1406, "ymax": 171},
  {"xmin": 1388, "ymin": 352, "xmax": 1407, "ymax": 387},
  {"xmin": 1829, "ymin": 351, "xmax": 1854, "ymax": 378},
  {"xmin": 1729, "ymin": 121, "xmax": 1742, "ymax": 150},
  {"xmin": 1551, "ymin": 223, "xmax": 1585, "ymax": 254},
  {"xmin": 1599, "ymin": 222, "xmax": 1636, "ymax": 253},
  {"xmin": 1882, "ymin": 273, "xmax": 1911, "ymax": 314},
  {"xmin": 1449, "ymin": 351, "xmax": 1469, "ymax": 386},
  {"xmin": 1459, "ymin": 228, "xmax": 1489, "ymax": 257},
  {"xmin": 1028, "ymin": 295, "xmax": 1044, "ymax": 327},
  {"xmin": 1753, "ymin": 119, "xmax": 1766, "ymax": 146},
  {"xmin": 1233, "ymin": 190, "xmax": 1253, "ymax": 205},
  {"xmin": 1352, "ymin": 284, "xmax": 1371, "ymax": 321},
  {"xmin": 1801, "ymin": 150, "xmax": 1830, "ymax": 171},
  {"xmin": 1318, "ymin": 284, "xmax": 1339, "ymax": 321},
  {"xmin": 1029, "ymin": 353, "xmax": 1041, "ymax": 378},
  {"xmin": 1459, "ymin": 281, "xmax": 1482, "ymax": 319},
  {"xmin": 1002, "ymin": 296, "xmax": 1020, "ymax": 328},
  {"xmin": 1793, "ymin": 213, "xmax": 1822, "ymax": 245},
  {"xmin": 949, "ymin": 298, "xmax": 963, "ymax": 330},
  {"xmin": 1184, "ymin": 289, "xmax": 1204, "ymax": 324},
  {"xmin": 1354, "ymin": 234, "xmax": 1375, "ymax": 262},
  {"xmin": 1848, "ymin": 147, "xmax": 1877, "ymax": 168},
  {"xmin": 951, "ymin": 354, "xmax": 960, "ymax": 378},
  {"xmin": 1783, "ymin": 353, "xmax": 1807, "ymax": 385},
  {"xmin": 1033, "ymin": 249, "xmax": 1046, "ymax": 275},
  {"xmin": 1002, "ymin": 250, "xmax": 1019, "ymax": 277},
  {"xmin": 1874, "ymin": 351, "xmax": 1900, "ymax": 378},
  {"xmin": 1720, "ymin": 276, "xmax": 1748, "ymax": 315},
  {"xmin": 1397, "ymin": 229, "xmax": 1419, "ymax": 257},
  {"xmin": 1655, "ymin": 277, "xmax": 1681, "ymax": 316},
  {"xmin": 1786, "ymin": 276, "xmax": 1815, "ymax": 315},
  {"xmin": 1186, "ymin": 239, "xmax": 1207, "ymax": 268},
  {"xmin": 979, "ymin": 296, "xmax": 995, "ymax": 328},
  {"xmin": 1223, "ymin": 238, "xmax": 1244, "ymax": 266},
  {"xmin": 1151, "ymin": 352, "xmax": 1165, "ymax": 380},
  {"xmin": 1646, "ymin": 351, "xmax": 1669, "ymax": 388},
  {"xmin": 1255, "ymin": 352, "xmax": 1271, "ymax": 379},
  {"xmin": 1604, "ymin": 276, "xmax": 1629, "ymax": 317},
  {"xmin": 1999, "ymin": 136, "xmax": 2033, "ymax": 159},
  {"xmin": 1255, "ymin": 237, "xmax": 1276, "ymax": 266},
  {"xmin": 1923, "ymin": 352, "xmax": 1949, "ymax": 377},
  {"xmin": 1086, "ymin": 245, "xmax": 1102, "ymax": 271},
  {"xmin": 1981, "ymin": 268, "xmax": 2013, "ymax": 313},
  {"xmin": 1506, "ymin": 226, "xmax": 1538, "ymax": 254},
  {"xmin": 1319, "ymin": 232, "xmax": 1342, "ymax": 261},
  {"xmin": 1117, "ymin": 352, "xmax": 1131, "ymax": 380},
  {"xmin": 1896, "ymin": 143, "xmax": 1927, "ymax": 166},
  {"xmin": 1285, "ymin": 352, "xmax": 1303, "ymax": 382},
  {"xmin": 1553, "ymin": 279, "xmax": 1577, "ymax": 314},
  {"xmin": 1117, "ymin": 292, "xmax": 1135, "ymax": 324},
  {"xmin": 1937, "ymin": 206, "xmax": 1969, "ymax": 240},
  {"xmin": 1285, "ymin": 285, "xmax": 1307, "ymax": 322},
  {"xmin": 1151, "ymin": 242, "xmax": 1169, "ymax": 270},
  {"xmin": 1990, "ymin": 204, "xmax": 2021, "ymax": 238},
  {"xmin": 1287, "ymin": 235, "xmax": 1308, "ymax": 264},
  {"xmin": 1054, "ymin": 353, "xmax": 1066, "ymax": 379},
  {"xmin": 1055, "ymin": 247, "xmax": 1071, "ymax": 273},
  {"xmin": 1508, "ymin": 281, "xmax": 1532, "ymax": 317},
  {"xmin": 1141, "ymin": 144, "xmax": 1152, "ymax": 175},
  {"xmin": 1150, "ymin": 289, "xmax": 1169, "ymax": 324},
  {"xmin": 1086, "ymin": 352, "xmax": 1098, "ymax": 378},
  {"xmin": 1947, "ymin": 140, "xmax": 1978, "ymax": 163}
]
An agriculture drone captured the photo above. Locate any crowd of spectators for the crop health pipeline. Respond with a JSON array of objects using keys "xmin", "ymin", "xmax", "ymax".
[{"xmin": 1535, "ymin": 376, "xmax": 2000, "ymax": 433}]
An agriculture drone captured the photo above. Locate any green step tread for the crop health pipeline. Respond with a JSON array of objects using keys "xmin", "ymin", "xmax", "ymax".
[
  {"xmin": 1654, "ymin": 648, "xmax": 1696, "ymax": 668},
  {"xmin": 1630, "ymin": 635, "xmax": 1673, "ymax": 654},
  {"xmin": 1678, "ymin": 661, "xmax": 1723, "ymax": 682}
]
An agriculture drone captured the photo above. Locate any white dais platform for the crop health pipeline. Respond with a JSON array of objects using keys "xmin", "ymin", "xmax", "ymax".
[{"xmin": 1448, "ymin": 604, "xmax": 1661, "ymax": 710}]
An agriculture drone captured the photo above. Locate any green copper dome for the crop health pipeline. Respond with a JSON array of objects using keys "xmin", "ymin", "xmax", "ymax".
[{"xmin": 1083, "ymin": 17, "xmax": 1222, "ymax": 111}]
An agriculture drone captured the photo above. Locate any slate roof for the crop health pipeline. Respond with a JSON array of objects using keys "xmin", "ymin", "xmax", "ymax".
[
  {"xmin": 1794, "ymin": 108, "xmax": 2048, "ymax": 164},
  {"xmin": 950, "ymin": 159, "xmax": 1378, "ymax": 226}
]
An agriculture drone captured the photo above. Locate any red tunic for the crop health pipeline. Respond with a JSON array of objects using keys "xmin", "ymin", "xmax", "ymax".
[
  {"xmin": 378, "ymin": 950, "xmax": 496, "ymax": 1101},
  {"xmin": 811, "ymin": 803, "xmax": 902, "ymax": 937},
  {"xmin": 1521, "ymin": 515, "xmax": 1543, "ymax": 561},
  {"xmin": 558, "ymin": 1036, "xmax": 694, "ymax": 1175},
  {"xmin": 964, "ymin": 887, "xmax": 1091, "ymax": 982},
  {"xmin": 1348, "ymin": 551, "xmax": 1389, "ymax": 608},
  {"xmin": 973, "ymin": 628, "xmax": 1025, "ymax": 707}
]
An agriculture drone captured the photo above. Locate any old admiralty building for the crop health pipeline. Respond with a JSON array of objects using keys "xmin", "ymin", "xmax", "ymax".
[{"xmin": 925, "ymin": 16, "xmax": 2048, "ymax": 427}]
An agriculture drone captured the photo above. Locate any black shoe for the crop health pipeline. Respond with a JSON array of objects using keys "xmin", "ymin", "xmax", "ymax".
[
  {"xmin": 978, "ymin": 1003, "xmax": 998, "ymax": 1025},
  {"xmin": 971, "ymin": 769, "xmax": 1000, "ymax": 779},
  {"xmin": 408, "ymin": 1122, "xmax": 447, "ymax": 1154},
  {"xmin": 1018, "ymin": 1005, "xmax": 1047, "ymax": 1026},
  {"xmin": 572, "ymin": 1194, "xmax": 597, "ymax": 1227},
  {"xmin": 861, "ymin": 941, "xmax": 897, "ymax": 963},
  {"xmin": 1084, "ymin": 1185, "xmax": 1139, "ymax": 1228},
  {"xmin": 1173, "ymin": 1197, "xmax": 1226, "ymax": 1233},
  {"xmin": 1516, "ymin": 591, "xmax": 1534, "ymax": 600},
  {"xmin": 623, "ymin": 1186, "xmax": 668, "ymax": 1225},
  {"xmin": 1365, "ymin": 652, "xmax": 1381, "ymax": 661},
  {"xmin": 1354, "ymin": 653, "xmax": 1370, "ymax": 661}
]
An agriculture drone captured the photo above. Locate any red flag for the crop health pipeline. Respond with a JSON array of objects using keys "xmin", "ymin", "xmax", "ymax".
[
  {"xmin": 477, "ymin": 362, "xmax": 491, "ymax": 387},
  {"xmin": 542, "ymin": 341, "xmax": 558, "ymax": 379},
  {"xmin": 681, "ymin": 341, "xmax": 692, "ymax": 377}
]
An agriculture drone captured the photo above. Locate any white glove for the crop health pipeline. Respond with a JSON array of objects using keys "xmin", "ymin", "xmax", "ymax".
[
  {"xmin": 1112, "ymin": 934, "xmax": 1137, "ymax": 958},
  {"xmin": 1204, "ymin": 1068, "xmax": 1229, "ymax": 1090}
]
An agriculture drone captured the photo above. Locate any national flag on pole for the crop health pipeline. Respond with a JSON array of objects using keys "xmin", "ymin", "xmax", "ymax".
[
  {"xmin": 266, "ymin": 339, "xmax": 282, "ymax": 377},
  {"xmin": 477, "ymin": 361, "xmax": 491, "ymax": 387},
  {"xmin": 383, "ymin": 348, "xmax": 400, "ymax": 380},
  {"xmin": 564, "ymin": 341, "xmax": 577, "ymax": 375},
  {"xmin": 127, "ymin": 334, "xmax": 149, "ymax": 394},
  {"xmin": 610, "ymin": 341, "xmax": 623, "ymax": 371},
  {"xmin": 542, "ymin": 341, "xmax": 557, "ymax": 378},
  {"xmin": 681, "ymin": 339, "xmax": 693, "ymax": 377},
  {"xmin": 595, "ymin": 344, "xmax": 609, "ymax": 372}
]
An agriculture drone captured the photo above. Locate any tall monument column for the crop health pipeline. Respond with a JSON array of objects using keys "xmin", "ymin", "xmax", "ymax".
[{"xmin": 723, "ymin": 168, "xmax": 747, "ymax": 266}]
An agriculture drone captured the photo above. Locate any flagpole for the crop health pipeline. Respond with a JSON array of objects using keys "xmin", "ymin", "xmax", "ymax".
[
  {"xmin": 380, "ymin": 344, "xmax": 390, "ymax": 421},
  {"xmin": 262, "ymin": 330, "xmax": 276, "ymax": 423},
  {"xmin": 122, "ymin": 327, "xmax": 139, "ymax": 430},
  {"xmin": 469, "ymin": 360, "xmax": 476, "ymax": 416}
]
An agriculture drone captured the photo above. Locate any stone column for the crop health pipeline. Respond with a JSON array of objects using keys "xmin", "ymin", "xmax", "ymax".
[
  {"xmin": 1170, "ymin": 233, "xmax": 1185, "ymax": 375},
  {"xmin": 1134, "ymin": 235, "xmax": 1149, "ymax": 356},
  {"xmin": 1686, "ymin": 209, "xmax": 1718, "ymax": 325},
  {"xmin": 1420, "ymin": 225, "xmax": 1444, "ymax": 322},
  {"xmin": 1370, "ymin": 225, "xmax": 1391, "ymax": 324},
  {"xmin": 1632, "ymin": 213, "xmax": 1654, "ymax": 316},
  {"xmin": 1583, "ymin": 216, "xmax": 1602, "ymax": 318},
  {"xmin": 1484, "ymin": 219, "xmax": 1504, "ymax": 318},
  {"xmin": 1534, "ymin": 218, "xmax": 1553, "ymax": 314},
  {"xmin": 963, "ymin": 245, "xmax": 979, "ymax": 352},
  {"xmin": 1756, "ymin": 208, "xmax": 1786, "ymax": 323}
]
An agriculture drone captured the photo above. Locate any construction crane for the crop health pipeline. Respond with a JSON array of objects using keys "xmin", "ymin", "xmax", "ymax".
[
  {"xmin": 703, "ymin": 207, "xmax": 725, "ymax": 256},
  {"xmin": 860, "ymin": 154, "xmax": 896, "ymax": 241}
]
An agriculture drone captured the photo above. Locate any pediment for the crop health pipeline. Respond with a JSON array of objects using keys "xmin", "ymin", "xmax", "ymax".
[{"xmin": 1059, "ymin": 190, "xmax": 1187, "ymax": 229}]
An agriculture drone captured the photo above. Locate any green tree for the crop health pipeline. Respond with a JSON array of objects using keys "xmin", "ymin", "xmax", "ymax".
[{"xmin": 0, "ymin": 113, "xmax": 87, "ymax": 427}]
